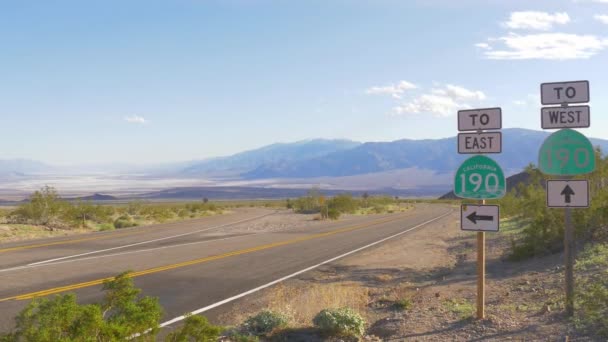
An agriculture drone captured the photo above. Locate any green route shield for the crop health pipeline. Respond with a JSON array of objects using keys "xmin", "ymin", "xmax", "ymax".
[
  {"xmin": 454, "ymin": 155, "xmax": 506, "ymax": 199},
  {"xmin": 538, "ymin": 128, "xmax": 595, "ymax": 176}
]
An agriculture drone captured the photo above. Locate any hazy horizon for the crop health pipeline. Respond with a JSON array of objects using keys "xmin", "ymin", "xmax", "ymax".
[{"xmin": 2, "ymin": 1, "xmax": 608, "ymax": 164}]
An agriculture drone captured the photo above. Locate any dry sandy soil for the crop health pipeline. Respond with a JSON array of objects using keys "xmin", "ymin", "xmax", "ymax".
[{"xmin": 218, "ymin": 206, "xmax": 599, "ymax": 341}]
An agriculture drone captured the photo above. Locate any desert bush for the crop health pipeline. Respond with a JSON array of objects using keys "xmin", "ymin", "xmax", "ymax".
[
  {"xmin": 243, "ymin": 310, "xmax": 289, "ymax": 336},
  {"xmin": 313, "ymin": 307, "xmax": 365, "ymax": 337},
  {"xmin": 0, "ymin": 272, "xmax": 162, "ymax": 341},
  {"xmin": 9, "ymin": 186, "xmax": 70, "ymax": 228},
  {"xmin": 98, "ymin": 223, "xmax": 115, "ymax": 231},
  {"xmin": 164, "ymin": 314, "xmax": 222, "ymax": 342},
  {"xmin": 113, "ymin": 217, "xmax": 138, "ymax": 229},
  {"xmin": 394, "ymin": 298, "xmax": 412, "ymax": 311},
  {"xmin": 327, "ymin": 194, "xmax": 357, "ymax": 214},
  {"xmin": 326, "ymin": 208, "xmax": 340, "ymax": 220},
  {"xmin": 575, "ymin": 243, "xmax": 608, "ymax": 337}
]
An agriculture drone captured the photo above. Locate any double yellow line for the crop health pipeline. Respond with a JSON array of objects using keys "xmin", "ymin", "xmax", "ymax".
[{"xmin": 0, "ymin": 213, "xmax": 412, "ymax": 302}]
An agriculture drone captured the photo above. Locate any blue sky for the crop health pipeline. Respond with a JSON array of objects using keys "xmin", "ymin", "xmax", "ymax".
[{"xmin": 1, "ymin": 0, "xmax": 608, "ymax": 164}]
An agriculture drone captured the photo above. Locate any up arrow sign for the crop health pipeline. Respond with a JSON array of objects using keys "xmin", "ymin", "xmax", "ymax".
[
  {"xmin": 561, "ymin": 185, "xmax": 575, "ymax": 203},
  {"xmin": 466, "ymin": 212, "xmax": 494, "ymax": 224}
]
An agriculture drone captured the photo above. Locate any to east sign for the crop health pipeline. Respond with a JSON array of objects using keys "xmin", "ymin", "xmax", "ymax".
[
  {"xmin": 461, "ymin": 205, "xmax": 499, "ymax": 232},
  {"xmin": 458, "ymin": 132, "xmax": 501, "ymax": 154},
  {"xmin": 454, "ymin": 155, "xmax": 506, "ymax": 199},
  {"xmin": 541, "ymin": 105, "xmax": 590, "ymax": 129},
  {"xmin": 458, "ymin": 107, "xmax": 501, "ymax": 131},
  {"xmin": 547, "ymin": 180, "xmax": 589, "ymax": 208},
  {"xmin": 541, "ymin": 80, "xmax": 589, "ymax": 105}
]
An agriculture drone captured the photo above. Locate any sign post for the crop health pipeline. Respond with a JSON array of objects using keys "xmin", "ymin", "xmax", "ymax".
[
  {"xmin": 455, "ymin": 107, "xmax": 504, "ymax": 320},
  {"xmin": 538, "ymin": 80, "xmax": 593, "ymax": 317}
]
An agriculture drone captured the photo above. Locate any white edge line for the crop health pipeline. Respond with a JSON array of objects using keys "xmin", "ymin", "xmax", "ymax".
[
  {"xmin": 27, "ymin": 211, "xmax": 276, "ymax": 266},
  {"xmin": 157, "ymin": 209, "xmax": 453, "ymax": 329},
  {"xmin": 0, "ymin": 235, "xmax": 248, "ymax": 273}
]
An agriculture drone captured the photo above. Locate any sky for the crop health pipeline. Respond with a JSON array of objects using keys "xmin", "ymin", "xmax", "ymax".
[{"xmin": 1, "ymin": 0, "xmax": 608, "ymax": 164}]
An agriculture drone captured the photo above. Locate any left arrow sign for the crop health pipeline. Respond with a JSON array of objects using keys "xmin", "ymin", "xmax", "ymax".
[
  {"xmin": 461, "ymin": 205, "xmax": 499, "ymax": 232},
  {"xmin": 466, "ymin": 212, "xmax": 494, "ymax": 224}
]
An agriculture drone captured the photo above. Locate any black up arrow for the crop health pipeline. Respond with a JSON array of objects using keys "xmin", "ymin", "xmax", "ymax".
[
  {"xmin": 561, "ymin": 185, "xmax": 575, "ymax": 203},
  {"xmin": 466, "ymin": 212, "xmax": 494, "ymax": 224}
]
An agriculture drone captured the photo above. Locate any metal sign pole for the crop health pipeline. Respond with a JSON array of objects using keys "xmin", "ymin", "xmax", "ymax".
[
  {"xmin": 477, "ymin": 199, "xmax": 485, "ymax": 319},
  {"xmin": 564, "ymin": 200, "xmax": 574, "ymax": 316}
]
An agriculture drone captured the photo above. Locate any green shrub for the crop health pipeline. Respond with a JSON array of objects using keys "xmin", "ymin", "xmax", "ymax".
[
  {"xmin": 98, "ymin": 223, "xmax": 115, "ymax": 231},
  {"xmin": 394, "ymin": 298, "xmax": 412, "ymax": 311},
  {"xmin": 575, "ymin": 243, "xmax": 608, "ymax": 337},
  {"xmin": 1, "ymin": 272, "xmax": 162, "ymax": 341},
  {"xmin": 113, "ymin": 218, "xmax": 137, "ymax": 229},
  {"xmin": 243, "ymin": 310, "xmax": 289, "ymax": 336},
  {"xmin": 164, "ymin": 314, "xmax": 222, "ymax": 342},
  {"xmin": 313, "ymin": 307, "xmax": 365, "ymax": 337},
  {"xmin": 327, "ymin": 208, "xmax": 341, "ymax": 220}
]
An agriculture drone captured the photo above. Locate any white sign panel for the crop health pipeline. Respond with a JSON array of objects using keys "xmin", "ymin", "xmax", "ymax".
[
  {"xmin": 547, "ymin": 180, "xmax": 589, "ymax": 208},
  {"xmin": 541, "ymin": 80, "xmax": 589, "ymax": 105},
  {"xmin": 458, "ymin": 132, "xmax": 502, "ymax": 154},
  {"xmin": 458, "ymin": 107, "xmax": 502, "ymax": 131},
  {"xmin": 461, "ymin": 205, "xmax": 499, "ymax": 232},
  {"xmin": 541, "ymin": 105, "xmax": 590, "ymax": 129}
]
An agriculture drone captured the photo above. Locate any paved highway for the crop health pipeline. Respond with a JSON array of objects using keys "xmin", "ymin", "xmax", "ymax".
[{"xmin": 0, "ymin": 204, "xmax": 452, "ymax": 333}]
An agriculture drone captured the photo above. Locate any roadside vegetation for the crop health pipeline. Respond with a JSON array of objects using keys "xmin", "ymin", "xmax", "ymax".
[
  {"xmin": 0, "ymin": 272, "xmax": 223, "ymax": 342},
  {"xmin": 288, "ymin": 188, "xmax": 408, "ymax": 220},
  {"xmin": 0, "ymin": 186, "xmax": 224, "ymax": 242},
  {"xmin": 483, "ymin": 148, "xmax": 608, "ymax": 337}
]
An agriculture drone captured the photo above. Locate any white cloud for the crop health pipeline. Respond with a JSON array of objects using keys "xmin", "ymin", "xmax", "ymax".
[
  {"xmin": 366, "ymin": 80, "xmax": 417, "ymax": 99},
  {"xmin": 432, "ymin": 84, "xmax": 486, "ymax": 101},
  {"xmin": 481, "ymin": 33, "xmax": 608, "ymax": 60},
  {"xmin": 595, "ymin": 14, "xmax": 608, "ymax": 24},
  {"xmin": 393, "ymin": 84, "xmax": 486, "ymax": 118},
  {"xmin": 124, "ymin": 115, "xmax": 148, "ymax": 124},
  {"xmin": 504, "ymin": 11, "xmax": 570, "ymax": 30},
  {"xmin": 474, "ymin": 42, "xmax": 492, "ymax": 50}
]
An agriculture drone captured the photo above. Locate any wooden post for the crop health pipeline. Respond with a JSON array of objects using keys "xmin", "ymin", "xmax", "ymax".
[
  {"xmin": 564, "ymin": 206, "xmax": 574, "ymax": 316},
  {"xmin": 477, "ymin": 199, "xmax": 485, "ymax": 319}
]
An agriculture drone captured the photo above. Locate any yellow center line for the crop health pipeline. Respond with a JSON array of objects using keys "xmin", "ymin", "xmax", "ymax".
[{"xmin": 0, "ymin": 212, "xmax": 416, "ymax": 302}]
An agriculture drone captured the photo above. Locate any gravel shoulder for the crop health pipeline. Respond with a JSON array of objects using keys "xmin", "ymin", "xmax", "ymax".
[{"xmin": 217, "ymin": 205, "xmax": 595, "ymax": 341}]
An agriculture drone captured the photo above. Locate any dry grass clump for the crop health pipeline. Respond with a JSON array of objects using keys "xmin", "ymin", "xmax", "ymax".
[{"xmin": 262, "ymin": 282, "xmax": 370, "ymax": 327}]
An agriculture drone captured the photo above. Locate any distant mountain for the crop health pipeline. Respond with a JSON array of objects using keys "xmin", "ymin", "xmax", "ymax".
[
  {"xmin": 0, "ymin": 159, "xmax": 54, "ymax": 176},
  {"xmin": 180, "ymin": 139, "xmax": 361, "ymax": 177},
  {"xmin": 243, "ymin": 129, "xmax": 608, "ymax": 179},
  {"xmin": 73, "ymin": 193, "xmax": 118, "ymax": 201}
]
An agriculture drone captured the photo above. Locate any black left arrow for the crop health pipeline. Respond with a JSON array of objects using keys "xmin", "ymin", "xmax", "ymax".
[
  {"xmin": 467, "ymin": 211, "xmax": 494, "ymax": 224},
  {"xmin": 561, "ymin": 185, "xmax": 575, "ymax": 203}
]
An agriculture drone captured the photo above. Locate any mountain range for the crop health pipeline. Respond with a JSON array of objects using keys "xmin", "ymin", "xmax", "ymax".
[
  {"xmin": 176, "ymin": 128, "xmax": 608, "ymax": 179},
  {"xmin": 1, "ymin": 128, "xmax": 607, "ymax": 196}
]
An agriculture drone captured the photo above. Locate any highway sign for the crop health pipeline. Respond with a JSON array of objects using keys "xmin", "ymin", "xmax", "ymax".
[
  {"xmin": 461, "ymin": 205, "xmax": 499, "ymax": 232},
  {"xmin": 458, "ymin": 132, "xmax": 501, "ymax": 154},
  {"xmin": 547, "ymin": 180, "xmax": 589, "ymax": 208},
  {"xmin": 458, "ymin": 107, "xmax": 502, "ymax": 131},
  {"xmin": 541, "ymin": 105, "xmax": 590, "ymax": 129},
  {"xmin": 538, "ymin": 128, "xmax": 595, "ymax": 175},
  {"xmin": 454, "ymin": 155, "xmax": 506, "ymax": 199},
  {"xmin": 541, "ymin": 80, "xmax": 589, "ymax": 105}
]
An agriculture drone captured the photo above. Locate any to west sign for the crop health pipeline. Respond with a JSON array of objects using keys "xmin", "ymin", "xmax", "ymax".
[
  {"xmin": 541, "ymin": 80, "xmax": 589, "ymax": 105},
  {"xmin": 458, "ymin": 132, "xmax": 501, "ymax": 154},
  {"xmin": 546, "ymin": 180, "xmax": 589, "ymax": 208},
  {"xmin": 458, "ymin": 108, "xmax": 502, "ymax": 131},
  {"xmin": 461, "ymin": 205, "xmax": 499, "ymax": 232},
  {"xmin": 541, "ymin": 105, "xmax": 590, "ymax": 129},
  {"xmin": 454, "ymin": 155, "xmax": 506, "ymax": 199}
]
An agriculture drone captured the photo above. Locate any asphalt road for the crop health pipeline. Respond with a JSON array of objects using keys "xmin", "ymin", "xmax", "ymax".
[{"xmin": 0, "ymin": 204, "xmax": 452, "ymax": 333}]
